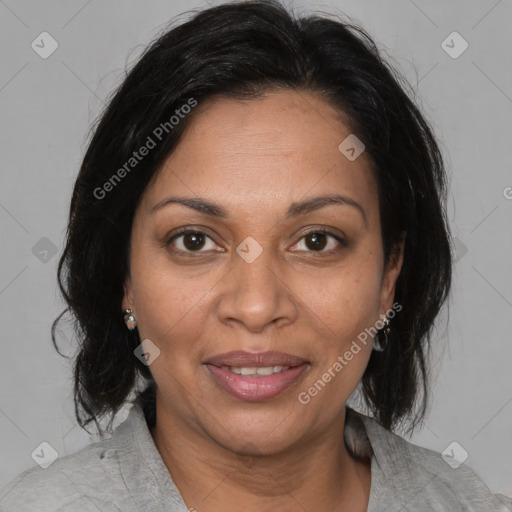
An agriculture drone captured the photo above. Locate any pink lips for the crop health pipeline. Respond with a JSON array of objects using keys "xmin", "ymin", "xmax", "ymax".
[{"xmin": 204, "ymin": 350, "xmax": 309, "ymax": 401}]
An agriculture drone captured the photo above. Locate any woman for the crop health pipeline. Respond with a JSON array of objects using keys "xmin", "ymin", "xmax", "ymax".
[{"xmin": 0, "ymin": 1, "xmax": 510, "ymax": 510}]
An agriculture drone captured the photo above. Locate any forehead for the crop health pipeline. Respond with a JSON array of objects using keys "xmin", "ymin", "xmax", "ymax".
[{"xmin": 141, "ymin": 90, "xmax": 378, "ymax": 220}]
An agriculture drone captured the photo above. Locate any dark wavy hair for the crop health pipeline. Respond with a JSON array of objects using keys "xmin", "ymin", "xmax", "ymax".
[{"xmin": 52, "ymin": 0, "xmax": 452, "ymax": 436}]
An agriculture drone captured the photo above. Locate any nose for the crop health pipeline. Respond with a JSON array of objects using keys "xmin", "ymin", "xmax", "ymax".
[{"xmin": 216, "ymin": 243, "xmax": 298, "ymax": 333}]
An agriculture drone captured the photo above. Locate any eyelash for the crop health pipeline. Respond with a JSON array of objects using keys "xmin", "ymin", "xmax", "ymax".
[{"xmin": 165, "ymin": 227, "xmax": 347, "ymax": 256}]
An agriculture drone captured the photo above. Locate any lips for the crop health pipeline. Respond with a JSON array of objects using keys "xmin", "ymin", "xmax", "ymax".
[
  {"xmin": 204, "ymin": 350, "xmax": 307, "ymax": 368},
  {"xmin": 204, "ymin": 350, "xmax": 310, "ymax": 401}
]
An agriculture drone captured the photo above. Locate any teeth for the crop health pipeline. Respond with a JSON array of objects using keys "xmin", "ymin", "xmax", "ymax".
[
  {"xmin": 255, "ymin": 367, "xmax": 274, "ymax": 376},
  {"xmin": 221, "ymin": 365, "xmax": 290, "ymax": 376}
]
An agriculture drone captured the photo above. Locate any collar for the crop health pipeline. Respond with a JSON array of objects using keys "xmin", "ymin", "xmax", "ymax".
[
  {"xmin": 111, "ymin": 396, "xmax": 510, "ymax": 511},
  {"xmin": 110, "ymin": 398, "xmax": 188, "ymax": 511},
  {"xmin": 112, "ymin": 396, "xmax": 390, "ymax": 510}
]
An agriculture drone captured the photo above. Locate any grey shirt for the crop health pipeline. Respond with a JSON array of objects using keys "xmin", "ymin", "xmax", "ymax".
[{"xmin": 1, "ymin": 397, "xmax": 510, "ymax": 511}]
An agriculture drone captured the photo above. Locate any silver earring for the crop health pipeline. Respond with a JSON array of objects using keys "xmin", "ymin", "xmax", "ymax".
[
  {"xmin": 124, "ymin": 309, "xmax": 137, "ymax": 331},
  {"xmin": 373, "ymin": 316, "xmax": 390, "ymax": 352}
]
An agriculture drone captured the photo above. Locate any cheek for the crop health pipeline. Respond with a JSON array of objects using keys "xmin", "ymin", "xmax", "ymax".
[
  {"xmin": 133, "ymin": 272, "xmax": 209, "ymax": 397},
  {"xmin": 137, "ymin": 283, "xmax": 206, "ymax": 346},
  {"xmin": 302, "ymin": 257, "xmax": 383, "ymax": 343},
  {"xmin": 128, "ymin": 247, "xmax": 212, "ymax": 354},
  {"xmin": 297, "ymin": 266, "xmax": 380, "ymax": 408}
]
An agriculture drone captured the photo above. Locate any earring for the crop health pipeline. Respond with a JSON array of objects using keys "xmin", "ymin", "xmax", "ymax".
[
  {"xmin": 124, "ymin": 309, "xmax": 137, "ymax": 331},
  {"xmin": 373, "ymin": 316, "xmax": 390, "ymax": 352}
]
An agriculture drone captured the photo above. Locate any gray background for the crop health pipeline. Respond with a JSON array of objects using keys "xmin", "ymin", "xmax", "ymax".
[{"xmin": 1, "ymin": 0, "xmax": 511, "ymax": 498}]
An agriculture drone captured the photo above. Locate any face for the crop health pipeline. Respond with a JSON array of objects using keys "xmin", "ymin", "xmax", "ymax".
[{"xmin": 122, "ymin": 90, "xmax": 404, "ymax": 455}]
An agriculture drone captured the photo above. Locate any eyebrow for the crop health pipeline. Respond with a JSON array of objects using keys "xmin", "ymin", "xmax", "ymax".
[{"xmin": 150, "ymin": 194, "xmax": 367, "ymax": 227}]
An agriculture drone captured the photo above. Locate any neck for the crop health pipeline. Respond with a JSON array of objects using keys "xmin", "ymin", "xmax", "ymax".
[{"xmin": 150, "ymin": 395, "xmax": 371, "ymax": 512}]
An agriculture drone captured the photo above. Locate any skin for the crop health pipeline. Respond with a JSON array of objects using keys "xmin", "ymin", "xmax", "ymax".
[{"xmin": 122, "ymin": 89, "xmax": 405, "ymax": 512}]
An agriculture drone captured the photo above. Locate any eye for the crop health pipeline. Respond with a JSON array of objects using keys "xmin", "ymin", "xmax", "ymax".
[
  {"xmin": 292, "ymin": 229, "xmax": 346, "ymax": 253},
  {"xmin": 166, "ymin": 227, "xmax": 347, "ymax": 255},
  {"xmin": 167, "ymin": 229, "xmax": 220, "ymax": 253}
]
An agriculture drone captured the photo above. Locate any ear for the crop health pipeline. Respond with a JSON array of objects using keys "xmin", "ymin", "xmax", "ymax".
[
  {"xmin": 121, "ymin": 274, "xmax": 135, "ymax": 312},
  {"xmin": 378, "ymin": 231, "xmax": 406, "ymax": 315}
]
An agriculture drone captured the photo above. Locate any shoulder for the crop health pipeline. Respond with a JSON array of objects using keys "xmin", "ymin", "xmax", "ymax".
[
  {"xmin": 400, "ymin": 438, "xmax": 512, "ymax": 511},
  {"xmin": 0, "ymin": 399, "xmax": 180, "ymax": 512},
  {"xmin": 0, "ymin": 435, "xmax": 128, "ymax": 512},
  {"xmin": 351, "ymin": 409, "xmax": 512, "ymax": 511}
]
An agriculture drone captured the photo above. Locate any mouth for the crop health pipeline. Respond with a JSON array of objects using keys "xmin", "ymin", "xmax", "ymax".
[{"xmin": 204, "ymin": 350, "xmax": 310, "ymax": 401}]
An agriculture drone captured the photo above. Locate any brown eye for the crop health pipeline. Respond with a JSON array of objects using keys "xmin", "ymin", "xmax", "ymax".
[
  {"xmin": 293, "ymin": 229, "xmax": 346, "ymax": 253},
  {"xmin": 166, "ymin": 228, "xmax": 346, "ymax": 255},
  {"xmin": 182, "ymin": 232, "xmax": 206, "ymax": 251},
  {"xmin": 305, "ymin": 232, "xmax": 328, "ymax": 251},
  {"xmin": 167, "ymin": 230, "xmax": 219, "ymax": 253}
]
